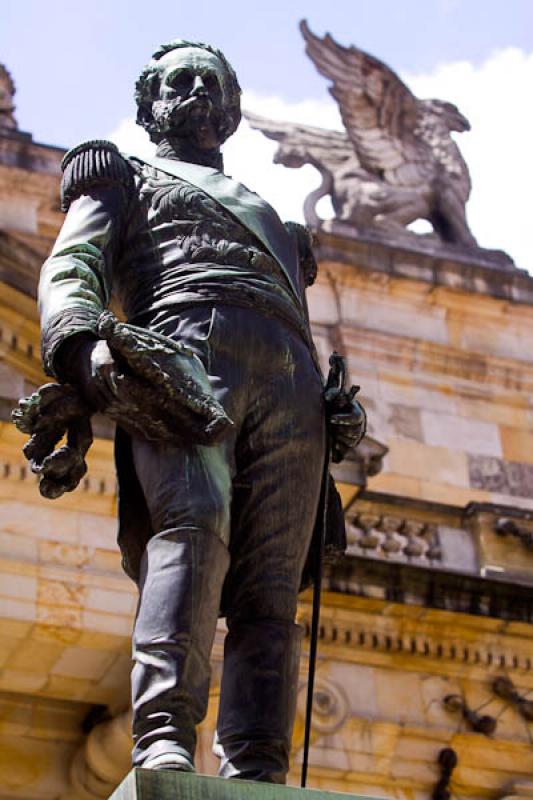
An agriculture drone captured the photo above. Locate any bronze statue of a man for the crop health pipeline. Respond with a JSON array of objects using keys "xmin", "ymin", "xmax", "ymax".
[{"xmin": 36, "ymin": 40, "xmax": 365, "ymax": 782}]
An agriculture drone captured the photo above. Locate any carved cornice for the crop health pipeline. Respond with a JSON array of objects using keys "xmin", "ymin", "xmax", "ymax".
[
  {"xmin": 325, "ymin": 547, "xmax": 533, "ymax": 624},
  {"xmin": 0, "ymin": 232, "xmax": 45, "ymax": 299},
  {"xmin": 317, "ymin": 228, "xmax": 533, "ymax": 306},
  {"xmin": 0, "ymin": 126, "xmax": 64, "ymax": 176},
  {"xmin": 298, "ymin": 596, "xmax": 533, "ymax": 674},
  {"xmin": 0, "ymin": 316, "xmax": 44, "ymax": 386}
]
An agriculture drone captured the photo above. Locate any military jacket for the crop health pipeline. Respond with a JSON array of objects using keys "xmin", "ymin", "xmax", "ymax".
[
  {"xmin": 39, "ymin": 140, "xmax": 315, "ymax": 378},
  {"xmin": 37, "ymin": 140, "xmax": 345, "ymax": 585}
]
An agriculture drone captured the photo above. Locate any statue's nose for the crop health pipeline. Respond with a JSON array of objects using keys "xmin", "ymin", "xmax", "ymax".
[{"xmin": 191, "ymin": 75, "xmax": 207, "ymax": 96}]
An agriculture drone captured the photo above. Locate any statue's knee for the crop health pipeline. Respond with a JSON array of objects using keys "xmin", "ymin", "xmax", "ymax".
[{"xmin": 191, "ymin": 494, "xmax": 230, "ymax": 543}]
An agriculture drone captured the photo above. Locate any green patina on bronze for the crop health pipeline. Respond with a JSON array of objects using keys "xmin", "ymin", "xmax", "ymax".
[
  {"xmin": 110, "ymin": 770, "xmax": 373, "ymax": 800},
  {"xmin": 14, "ymin": 35, "xmax": 366, "ymax": 783}
]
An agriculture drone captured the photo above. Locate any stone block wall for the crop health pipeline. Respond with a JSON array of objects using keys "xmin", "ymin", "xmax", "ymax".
[
  {"xmin": 308, "ymin": 254, "xmax": 533, "ymax": 513},
  {"xmin": 293, "ymin": 593, "xmax": 533, "ymax": 799},
  {"xmin": 1, "ymin": 130, "xmax": 532, "ymax": 800}
]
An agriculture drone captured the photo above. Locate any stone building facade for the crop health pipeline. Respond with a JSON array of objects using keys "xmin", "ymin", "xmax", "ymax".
[{"xmin": 0, "ymin": 63, "xmax": 532, "ymax": 800}]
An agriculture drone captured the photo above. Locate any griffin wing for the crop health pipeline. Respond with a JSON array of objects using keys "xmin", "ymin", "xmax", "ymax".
[
  {"xmin": 244, "ymin": 110, "xmax": 354, "ymax": 172},
  {"xmin": 300, "ymin": 20, "xmax": 433, "ymax": 186}
]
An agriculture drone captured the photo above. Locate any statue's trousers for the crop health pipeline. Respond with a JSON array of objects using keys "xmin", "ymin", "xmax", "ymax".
[{"xmin": 128, "ymin": 304, "xmax": 326, "ymax": 781}]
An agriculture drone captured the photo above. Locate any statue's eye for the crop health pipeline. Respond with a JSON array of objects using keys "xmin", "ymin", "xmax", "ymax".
[
  {"xmin": 204, "ymin": 73, "xmax": 221, "ymax": 97},
  {"xmin": 171, "ymin": 70, "xmax": 193, "ymax": 94}
]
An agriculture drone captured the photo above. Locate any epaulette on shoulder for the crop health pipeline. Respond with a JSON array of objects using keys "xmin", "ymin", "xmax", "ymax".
[
  {"xmin": 60, "ymin": 139, "xmax": 134, "ymax": 212},
  {"xmin": 285, "ymin": 221, "xmax": 318, "ymax": 287}
]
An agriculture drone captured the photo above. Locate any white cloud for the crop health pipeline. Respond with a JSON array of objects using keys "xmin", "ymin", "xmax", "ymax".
[
  {"xmin": 109, "ymin": 117, "xmax": 156, "ymax": 162},
  {"xmin": 108, "ymin": 48, "xmax": 532, "ymax": 270},
  {"xmin": 404, "ymin": 48, "xmax": 533, "ymax": 271}
]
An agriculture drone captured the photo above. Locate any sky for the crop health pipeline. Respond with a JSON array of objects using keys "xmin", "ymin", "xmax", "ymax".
[{"xmin": 2, "ymin": 0, "xmax": 532, "ymax": 269}]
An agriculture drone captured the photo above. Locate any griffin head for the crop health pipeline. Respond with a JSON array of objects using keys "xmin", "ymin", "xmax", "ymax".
[{"xmin": 423, "ymin": 99, "xmax": 471, "ymax": 133}]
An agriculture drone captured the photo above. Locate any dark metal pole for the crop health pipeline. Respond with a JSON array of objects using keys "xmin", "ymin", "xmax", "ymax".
[
  {"xmin": 301, "ymin": 442, "xmax": 330, "ymax": 788},
  {"xmin": 301, "ymin": 352, "xmax": 348, "ymax": 788}
]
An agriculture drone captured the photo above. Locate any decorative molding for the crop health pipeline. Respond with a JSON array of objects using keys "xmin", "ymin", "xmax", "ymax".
[
  {"xmin": 298, "ymin": 607, "xmax": 533, "ymax": 673},
  {"xmin": 470, "ymin": 456, "xmax": 533, "ymax": 501},
  {"xmin": 0, "ymin": 119, "xmax": 64, "ymax": 175},
  {"xmin": 324, "ymin": 554, "xmax": 533, "ymax": 624},
  {"xmin": 333, "ymin": 435, "xmax": 388, "ymax": 488},
  {"xmin": 335, "ymin": 493, "xmax": 533, "ymax": 623},
  {"xmin": 297, "ymin": 679, "xmax": 348, "ymax": 735},
  {"xmin": 0, "ymin": 279, "xmax": 45, "ymax": 383}
]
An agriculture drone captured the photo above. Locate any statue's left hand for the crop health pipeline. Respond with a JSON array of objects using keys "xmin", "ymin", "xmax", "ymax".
[
  {"xmin": 327, "ymin": 394, "xmax": 367, "ymax": 463},
  {"xmin": 324, "ymin": 352, "xmax": 367, "ymax": 463}
]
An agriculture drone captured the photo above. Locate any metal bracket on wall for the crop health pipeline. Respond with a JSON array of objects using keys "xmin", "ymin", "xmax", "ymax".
[
  {"xmin": 494, "ymin": 517, "xmax": 533, "ymax": 550},
  {"xmin": 493, "ymin": 676, "xmax": 533, "ymax": 722},
  {"xmin": 432, "ymin": 748, "xmax": 458, "ymax": 800},
  {"xmin": 443, "ymin": 694, "xmax": 497, "ymax": 735}
]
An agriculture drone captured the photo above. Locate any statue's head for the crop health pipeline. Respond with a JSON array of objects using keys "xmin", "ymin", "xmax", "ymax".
[{"xmin": 135, "ymin": 40, "xmax": 241, "ymax": 148}]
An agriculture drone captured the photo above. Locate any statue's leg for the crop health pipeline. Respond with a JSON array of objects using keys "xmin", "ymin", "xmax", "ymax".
[
  {"xmin": 431, "ymin": 187, "xmax": 478, "ymax": 247},
  {"xmin": 215, "ymin": 321, "xmax": 326, "ymax": 783},
  {"xmin": 129, "ymin": 437, "xmax": 232, "ymax": 770},
  {"xmin": 215, "ymin": 620, "xmax": 303, "ymax": 783},
  {"xmin": 122, "ymin": 306, "xmax": 238, "ymax": 770}
]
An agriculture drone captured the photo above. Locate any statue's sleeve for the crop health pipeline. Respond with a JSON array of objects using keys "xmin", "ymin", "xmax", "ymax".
[{"xmin": 38, "ymin": 140, "xmax": 134, "ymax": 378}]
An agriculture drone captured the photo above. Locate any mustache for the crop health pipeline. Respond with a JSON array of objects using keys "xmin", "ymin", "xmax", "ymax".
[{"xmin": 152, "ymin": 96, "xmax": 216, "ymax": 130}]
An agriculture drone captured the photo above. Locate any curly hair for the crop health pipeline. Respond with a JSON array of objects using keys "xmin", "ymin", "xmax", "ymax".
[{"xmin": 135, "ymin": 39, "xmax": 241, "ymax": 143}]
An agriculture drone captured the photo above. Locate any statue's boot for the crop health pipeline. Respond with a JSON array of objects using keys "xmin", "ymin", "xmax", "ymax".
[
  {"xmin": 215, "ymin": 619, "xmax": 303, "ymax": 783},
  {"xmin": 131, "ymin": 527, "xmax": 229, "ymax": 769}
]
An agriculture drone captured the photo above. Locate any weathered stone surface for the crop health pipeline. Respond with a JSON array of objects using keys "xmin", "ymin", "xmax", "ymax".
[
  {"xmin": 337, "ymin": 283, "xmax": 450, "ymax": 345},
  {"xmin": 317, "ymin": 233, "xmax": 532, "ymax": 306},
  {"xmin": 469, "ymin": 454, "xmax": 533, "ymax": 498},
  {"xmin": 500, "ymin": 425, "xmax": 533, "ymax": 464},
  {"xmin": 387, "ymin": 438, "xmax": 470, "ymax": 488},
  {"xmin": 438, "ymin": 525, "xmax": 478, "ymax": 573},
  {"xmin": 387, "ymin": 404, "xmax": 424, "ymax": 442},
  {"xmin": 420, "ymin": 411, "xmax": 502, "ymax": 458}
]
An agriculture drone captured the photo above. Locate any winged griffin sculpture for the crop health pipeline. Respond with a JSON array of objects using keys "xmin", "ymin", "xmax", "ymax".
[{"xmin": 247, "ymin": 21, "xmax": 477, "ymax": 248}]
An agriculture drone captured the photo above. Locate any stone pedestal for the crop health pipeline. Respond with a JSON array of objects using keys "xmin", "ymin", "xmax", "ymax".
[{"xmin": 109, "ymin": 770, "xmax": 368, "ymax": 800}]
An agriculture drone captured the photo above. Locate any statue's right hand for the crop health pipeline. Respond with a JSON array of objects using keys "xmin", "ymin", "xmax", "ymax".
[{"xmin": 60, "ymin": 337, "xmax": 120, "ymax": 413}]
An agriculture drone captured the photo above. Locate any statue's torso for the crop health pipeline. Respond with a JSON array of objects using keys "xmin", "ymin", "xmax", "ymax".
[{"xmin": 114, "ymin": 159, "xmax": 304, "ymax": 328}]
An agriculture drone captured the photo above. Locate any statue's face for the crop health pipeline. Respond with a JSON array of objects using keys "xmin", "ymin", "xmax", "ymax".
[{"xmin": 152, "ymin": 47, "xmax": 233, "ymax": 148}]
